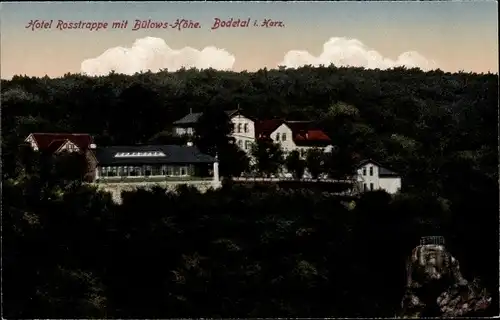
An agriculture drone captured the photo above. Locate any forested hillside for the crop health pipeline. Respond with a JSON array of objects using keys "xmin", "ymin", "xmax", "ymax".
[{"xmin": 2, "ymin": 66, "xmax": 498, "ymax": 317}]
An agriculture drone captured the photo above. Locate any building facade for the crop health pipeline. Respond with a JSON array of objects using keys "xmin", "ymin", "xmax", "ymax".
[
  {"xmin": 25, "ymin": 132, "xmax": 96, "ymax": 153},
  {"xmin": 94, "ymin": 144, "xmax": 217, "ymax": 182},
  {"xmin": 173, "ymin": 109, "xmax": 334, "ymax": 157},
  {"xmin": 231, "ymin": 113, "xmax": 256, "ymax": 153},
  {"xmin": 356, "ymin": 159, "xmax": 401, "ymax": 194},
  {"xmin": 172, "ymin": 109, "xmax": 257, "ymax": 153},
  {"xmin": 25, "ymin": 133, "xmax": 220, "ymax": 185},
  {"xmin": 25, "ymin": 133, "xmax": 98, "ymax": 182},
  {"xmin": 256, "ymin": 120, "xmax": 333, "ymax": 157},
  {"xmin": 172, "ymin": 109, "xmax": 239, "ymax": 137}
]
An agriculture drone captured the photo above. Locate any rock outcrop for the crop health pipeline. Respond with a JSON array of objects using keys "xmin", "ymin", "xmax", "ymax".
[{"xmin": 399, "ymin": 237, "xmax": 491, "ymax": 318}]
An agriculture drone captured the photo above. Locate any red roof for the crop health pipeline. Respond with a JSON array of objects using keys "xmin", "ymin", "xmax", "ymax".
[
  {"xmin": 28, "ymin": 133, "xmax": 94, "ymax": 152},
  {"xmin": 255, "ymin": 119, "xmax": 284, "ymax": 138},
  {"xmin": 294, "ymin": 129, "xmax": 331, "ymax": 145},
  {"xmin": 255, "ymin": 120, "xmax": 332, "ymax": 147},
  {"xmin": 293, "ymin": 129, "xmax": 331, "ymax": 147},
  {"xmin": 46, "ymin": 139, "xmax": 67, "ymax": 153},
  {"xmin": 284, "ymin": 121, "xmax": 311, "ymax": 132}
]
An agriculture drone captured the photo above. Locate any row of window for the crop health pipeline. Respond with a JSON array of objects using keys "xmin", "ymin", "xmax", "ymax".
[
  {"xmin": 362, "ymin": 166, "xmax": 374, "ymax": 176},
  {"xmin": 63, "ymin": 143, "xmax": 79, "ymax": 151},
  {"xmin": 114, "ymin": 151, "xmax": 166, "ymax": 158},
  {"xmin": 282, "ymin": 149, "xmax": 308, "ymax": 157},
  {"xmin": 235, "ymin": 123, "xmax": 249, "ymax": 133},
  {"xmin": 236, "ymin": 139, "xmax": 252, "ymax": 150},
  {"xmin": 275, "ymin": 132, "xmax": 287, "ymax": 141},
  {"xmin": 363, "ymin": 183, "xmax": 375, "ymax": 191},
  {"xmin": 177, "ymin": 125, "xmax": 249, "ymax": 135},
  {"xmin": 99, "ymin": 165, "xmax": 189, "ymax": 177},
  {"xmin": 175, "ymin": 127, "xmax": 194, "ymax": 135},
  {"xmin": 234, "ymin": 139, "xmax": 310, "ymax": 156}
]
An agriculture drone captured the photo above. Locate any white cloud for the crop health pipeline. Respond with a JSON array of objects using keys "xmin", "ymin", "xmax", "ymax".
[
  {"xmin": 81, "ymin": 37, "xmax": 236, "ymax": 76},
  {"xmin": 279, "ymin": 37, "xmax": 437, "ymax": 71}
]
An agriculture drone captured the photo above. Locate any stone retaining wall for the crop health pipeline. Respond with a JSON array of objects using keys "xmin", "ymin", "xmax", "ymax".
[{"xmin": 94, "ymin": 180, "xmax": 221, "ymax": 203}]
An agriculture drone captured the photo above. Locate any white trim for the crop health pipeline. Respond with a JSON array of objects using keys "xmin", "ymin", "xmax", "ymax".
[
  {"xmin": 25, "ymin": 134, "xmax": 39, "ymax": 150},
  {"xmin": 25, "ymin": 134, "xmax": 35, "ymax": 143},
  {"xmin": 269, "ymin": 123, "xmax": 292, "ymax": 138},
  {"xmin": 56, "ymin": 140, "xmax": 80, "ymax": 153}
]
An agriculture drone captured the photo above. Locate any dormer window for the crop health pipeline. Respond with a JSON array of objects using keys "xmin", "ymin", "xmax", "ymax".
[{"xmin": 114, "ymin": 151, "xmax": 166, "ymax": 158}]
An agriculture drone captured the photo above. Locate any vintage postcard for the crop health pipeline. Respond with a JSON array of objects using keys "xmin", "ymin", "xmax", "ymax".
[{"xmin": 1, "ymin": 1, "xmax": 498, "ymax": 319}]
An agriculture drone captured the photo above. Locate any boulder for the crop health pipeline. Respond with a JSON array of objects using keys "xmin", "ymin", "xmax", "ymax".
[{"xmin": 399, "ymin": 237, "xmax": 491, "ymax": 318}]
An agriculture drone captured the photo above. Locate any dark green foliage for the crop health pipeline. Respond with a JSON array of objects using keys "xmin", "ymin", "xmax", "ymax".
[
  {"xmin": 324, "ymin": 147, "xmax": 358, "ymax": 179},
  {"xmin": 219, "ymin": 143, "xmax": 251, "ymax": 177},
  {"xmin": 305, "ymin": 148, "xmax": 325, "ymax": 179},
  {"xmin": 250, "ymin": 139, "xmax": 284, "ymax": 176},
  {"xmin": 195, "ymin": 105, "xmax": 233, "ymax": 156},
  {"xmin": 285, "ymin": 150, "xmax": 306, "ymax": 179},
  {"xmin": 1, "ymin": 66, "xmax": 498, "ymax": 317},
  {"xmin": 51, "ymin": 151, "xmax": 89, "ymax": 183},
  {"xmin": 194, "ymin": 106, "xmax": 250, "ymax": 177}
]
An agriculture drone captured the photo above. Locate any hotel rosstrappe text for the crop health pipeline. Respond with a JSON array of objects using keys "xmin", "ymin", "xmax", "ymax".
[{"xmin": 25, "ymin": 18, "xmax": 285, "ymax": 31}]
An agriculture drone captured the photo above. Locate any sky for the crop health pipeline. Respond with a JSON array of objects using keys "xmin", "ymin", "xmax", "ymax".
[{"xmin": 1, "ymin": 1, "xmax": 498, "ymax": 79}]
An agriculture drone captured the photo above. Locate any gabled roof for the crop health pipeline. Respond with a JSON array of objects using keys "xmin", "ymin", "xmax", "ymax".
[
  {"xmin": 173, "ymin": 112, "xmax": 204, "ymax": 125},
  {"xmin": 379, "ymin": 167, "xmax": 399, "ymax": 177},
  {"xmin": 173, "ymin": 109, "xmax": 239, "ymax": 125},
  {"xmin": 357, "ymin": 159, "xmax": 382, "ymax": 167},
  {"xmin": 293, "ymin": 129, "xmax": 332, "ymax": 147},
  {"xmin": 95, "ymin": 145, "xmax": 215, "ymax": 166},
  {"xmin": 27, "ymin": 133, "xmax": 94, "ymax": 151},
  {"xmin": 284, "ymin": 121, "xmax": 311, "ymax": 132},
  {"xmin": 225, "ymin": 109, "xmax": 240, "ymax": 118},
  {"xmin": 47, "ymin": 139, "xmax": 68, "ymax": 153},
  {"xmin": 286, "ymin": 121, "xmax": 331, "ymax": 147},
  {"xmin": 256, "ymin": 120, "xmax": 332, "ymax": 147},
  {"xmin": 255, "ymin": 119, "xmax": 284, "ymax": 137},
  {"xmin": 357, "ymin": 159, "xmax": 400, "ymax": 177}
]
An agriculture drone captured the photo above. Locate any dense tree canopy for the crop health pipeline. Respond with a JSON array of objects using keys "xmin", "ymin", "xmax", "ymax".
[
  {"xmin": 250, "ymin": 139, "xmax": 284, "ymax": 176},
  {"xmin": 285, "ymin": 150, "xmax": 306, "ymax": 179},
  {"xmin": 2, "ymin": 65, "xmax": 498, "ymax": 317}
]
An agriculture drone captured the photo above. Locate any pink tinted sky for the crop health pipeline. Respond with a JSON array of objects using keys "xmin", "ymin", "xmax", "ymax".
[{"xmin": 1, "ymin": 1, "xmax": 498, "ymax": 79}]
